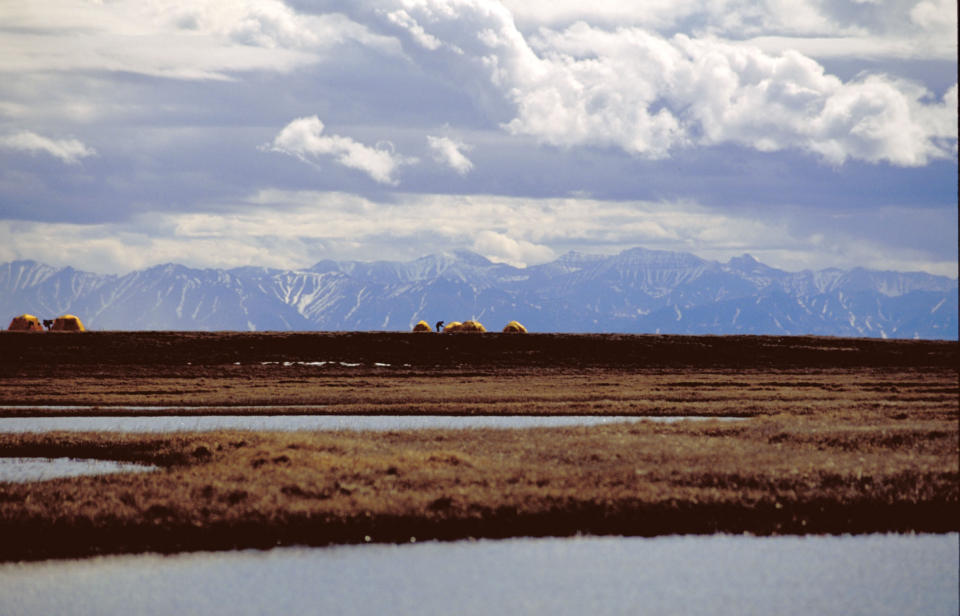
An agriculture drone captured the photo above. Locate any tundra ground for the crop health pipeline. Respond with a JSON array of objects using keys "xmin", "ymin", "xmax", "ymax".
[{"xmin": 0, "ymin": 332, "xmax": 956, "ymax": 560}]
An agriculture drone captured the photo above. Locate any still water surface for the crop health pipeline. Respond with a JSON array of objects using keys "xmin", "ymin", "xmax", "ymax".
[
  {"xmin": 1, "ymin": 533, "xmax": 956, "ymax": 616},
  {"xmin": 0, "ymin": 457, "xmax": 158, "ymax": 483},
  {"xmin": 0, "ymin": 414, "xmax": 740, "ymax": 434}
]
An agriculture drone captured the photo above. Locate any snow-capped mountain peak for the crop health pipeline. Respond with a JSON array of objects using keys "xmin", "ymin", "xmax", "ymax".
[{"xmin": 1, "ymin": 248, "xmax": 955, "ymax": 338}]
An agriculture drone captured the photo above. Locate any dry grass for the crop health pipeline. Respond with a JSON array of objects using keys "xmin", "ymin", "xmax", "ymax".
[
  {"xmin": 0, "ymin": 332, "xmax": 956, "ymax": 560},
  {"xmin": 0, "ymin": 408, "xmax": 955, "ymax": 561},
  {"xmin": 2, "ymin": 369, "xmax": 955, "ymax": 420}
]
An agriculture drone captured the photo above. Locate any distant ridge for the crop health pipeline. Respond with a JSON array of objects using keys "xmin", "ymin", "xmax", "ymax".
[{"xmin": 1, "ymin": 248, "xmax": 956, "ymax": 339}]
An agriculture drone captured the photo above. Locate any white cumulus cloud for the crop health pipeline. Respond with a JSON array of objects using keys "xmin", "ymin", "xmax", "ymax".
[
  {"xmin": 0, "ymin": 130, "xmax": 96, "ymax": 165},
  {"xmin": 384, "ymin": 9, "xmax": 444, "ymax": 51},
  {"xmin": 517, "ymin": 23, "xmax": 957, "ymax": 165},
  {"xmin": 358, "ymin": 1, "xmax": 956, "ymax": 166},
  {"xmin": 427, "ymin": 136, "xmax": 474, "ymax": 175},
  {"xmin": 267, "ymin": 116, "xmax": 415, "ymax": 185}
]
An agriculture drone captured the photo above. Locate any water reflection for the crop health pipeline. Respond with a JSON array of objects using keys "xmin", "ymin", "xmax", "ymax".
[
  {"xmin": 0, "ymin": 533, "xmax": 955, "ymax": 616},
  {"xmin": 0, "ymin": 415, "xmax": 744, "ymax": 434}
]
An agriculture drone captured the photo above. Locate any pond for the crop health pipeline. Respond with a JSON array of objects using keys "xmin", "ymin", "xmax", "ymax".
[
  {"xmin": 0, "ymin": 457, "xmax": 158, "ymax": 483},
  {"xmin": 0, "ymin": 533, "xmax": 955, "ymax": 616},
  {"xmin": 0, "ymin": 414, "xmax": 744, "ymax": 434}
]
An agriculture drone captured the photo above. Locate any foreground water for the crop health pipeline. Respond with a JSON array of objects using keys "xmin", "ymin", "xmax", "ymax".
[
  {"xmin": 0, "ymin": 533, "xmax": 955, "ymax": 616},
  {"xmin": 0, "ymin": 414, "xmax": 742, "ymax": 434}
]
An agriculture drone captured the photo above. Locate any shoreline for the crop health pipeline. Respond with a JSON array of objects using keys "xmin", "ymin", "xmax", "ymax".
[{"xmin": 2, "ymin": 412, "xmax": 956, "ymax": 562}]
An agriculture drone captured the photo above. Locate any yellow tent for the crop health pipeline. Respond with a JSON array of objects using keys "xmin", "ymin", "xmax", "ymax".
[
  {"xmin": 412, "ymin": 320, "xmax": 432, "ymax": 332},
  {"xmin": 502, "ymin": 320, "xmax": 527, "ymax": 333},
  {"xmin": 444, "ymin": 320, "xmax": 486, "ymax": 333},
  {"xmin": 51, "ymin": 314, "xmax": 85, "ymax": 331},
  {"xmin": 7, "ymin": 314, "xmax": 43, "ymax": 332}
]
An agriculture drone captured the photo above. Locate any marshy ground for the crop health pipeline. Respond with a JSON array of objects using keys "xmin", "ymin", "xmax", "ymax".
[{"xmin": 0, "ymin": 332, "xmax": 956, "ymax": 560}]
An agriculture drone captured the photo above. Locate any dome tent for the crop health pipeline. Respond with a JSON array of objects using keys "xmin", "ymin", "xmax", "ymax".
[
  {"xmin": 412, "ymin": 320, "xmax": 432, "ymax": 332},
  {"xmin": 7, "ymin": 314, "xmax": 43, "ymax": 331},
  {"xmin": 502, "ymin": 320, "xmax": 527, "ymax": 333},
  {"xmin": 444, "ymin": 320, "xmax": 485, "ymax": 333},
  {"xmin": 51, "ymin": 314, "xmax": 85, "ymax": 331}
]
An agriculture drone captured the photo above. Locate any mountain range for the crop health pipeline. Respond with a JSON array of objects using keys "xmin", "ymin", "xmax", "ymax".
[{"xmin": 1, "ymin": 248, "xmax": 956, "ymax": 339}]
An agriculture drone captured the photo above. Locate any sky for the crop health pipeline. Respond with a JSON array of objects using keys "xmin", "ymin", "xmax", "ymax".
[{"xmin": 0, "ymin": 0, "xmax": 956, "ymax": 277}]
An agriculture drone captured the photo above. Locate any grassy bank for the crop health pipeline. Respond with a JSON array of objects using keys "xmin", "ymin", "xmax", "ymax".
[{"xmin": 1, "ymin": 408, "xmax": 956, "ymax": 561}]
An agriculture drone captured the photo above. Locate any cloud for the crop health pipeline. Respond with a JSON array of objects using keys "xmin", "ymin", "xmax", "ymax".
[
  {"xmin": 501, "ymin": 0, "xmax": 958, "ymax": 60},
  {"xmin": 471, "ymin": 230, "xmax": 554, "ymax": 267},
  {"xmin": 502, "ymin": 0, "xmax": 855, "ymax": 36},
  {"xmin": 802, "ymin": 75, "xmax": 958, "ymax": 165},
  {"xmin": 3, "ymin": 1, "xmax": 953, "ymax": 169},
  {"xmin": 0, "ymin": 218, "xmax": 308, "ymax": 274},
  {"xmin": 384, "ymin": 9, "xmax": 444, "ymax": 51},
  {"xmin": 321, "ymin": 0, "xmax": 956, "ymax": 166},
  {"xmin": 516, "ymin": 24, "xmax": 956, "ymax": 165},
  {"xmin": 266, "ymin": 116, "xmax": 416, "ymax": 185},
  {"xmin": 427, "ymin": 136, "xmax": 474, "ymax": 175},
  {"xmin": 355, "ymin": 0, "xmax": 955, "ymax": 166},
  {"xmin": 0, "ymin": 0, "xmax": 955, "ymax": 282},
  {"xmin": 0, "ymin": 131, "xmax": 96, "ymax": 165},
  {"xmin": 4, "ymin": 191, "xmax": 952, "ymax": 277},
  {"xmin": 0, "ymin": 1, "xmax": 396, "ymax": 80},
  {"xmin": 501, "ymin": 0, "xmax": 695, "ymax": 31}
]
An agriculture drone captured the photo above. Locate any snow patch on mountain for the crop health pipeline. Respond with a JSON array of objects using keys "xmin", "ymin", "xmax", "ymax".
[{"xmin": 1, "ymin": 249, "xmax": 956, "ymax": 339}]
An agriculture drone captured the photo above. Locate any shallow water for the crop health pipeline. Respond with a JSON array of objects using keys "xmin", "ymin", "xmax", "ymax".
[
  {"xmin": 0, "ymin": 404, "xmax": 327, "ymax": 415},
  {"xmin": 0, "ymin": 414, "xmax": 742, "ymax": 434},
  {"xmin": 0, "ymin": 457, "xmax": 158, "ymax": 483},
  {"xmin": 1, "ymin": 533, "xmax": 955, "ymax": 616},
  {"xmin": 0, "ymin": 405, "xmax": 329, "ymax": 411}
]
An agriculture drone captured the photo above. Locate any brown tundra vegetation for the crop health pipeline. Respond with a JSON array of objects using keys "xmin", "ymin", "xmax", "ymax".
[{"xmin": 0, "ymin": 331, "xmax": 956, "ymax": 561}]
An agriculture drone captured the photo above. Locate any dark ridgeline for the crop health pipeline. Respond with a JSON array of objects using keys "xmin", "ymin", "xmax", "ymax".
[{"xmin": 1, "ymin": 331, "xmax": 955, "ymax": 370}]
